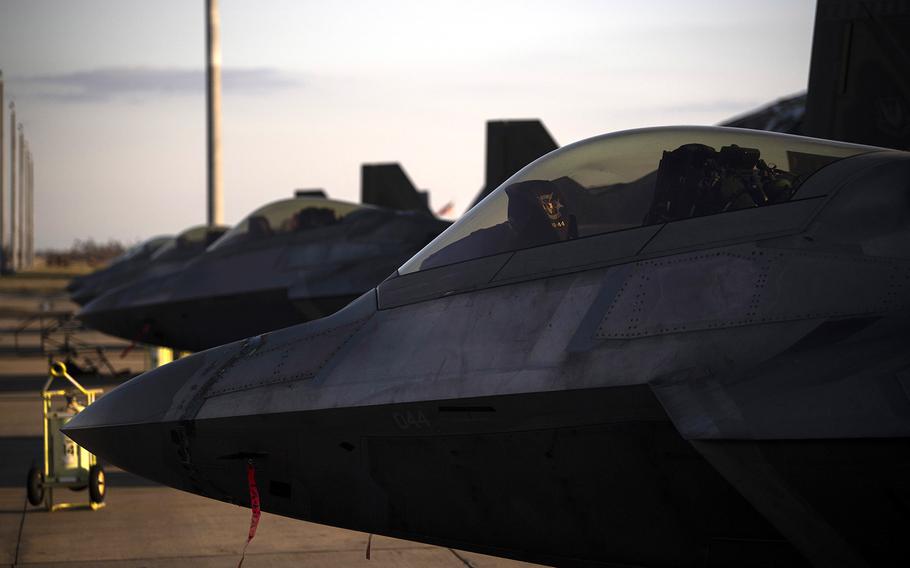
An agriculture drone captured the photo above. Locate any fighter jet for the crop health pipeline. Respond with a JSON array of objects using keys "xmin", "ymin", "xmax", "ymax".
[
  {"xmin": 67, "ymin": 226, "xmax": 228, "ymax": 307},
  {"xmin": 67, "ymin": 235, "xmax": 173, "ymax": 306},
  {"xmin": 78, "ymin": 176, "xmax": 452, "ymax": 351},
  {"xmin": 722, "ymin": 92, "xmax": 806, "ymax": 135},
  {"xmin": 65, "ymin": 125, "xmax": 910, "ymax": 567},
  {"xmin": 78, "ymin": 121, "xmax": 558, "ymax": 352}
]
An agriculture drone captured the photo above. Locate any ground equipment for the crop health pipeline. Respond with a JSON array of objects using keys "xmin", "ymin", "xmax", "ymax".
[{"xmin": 26, "ymin": 361, "xmax": 105, "ymax": 511}]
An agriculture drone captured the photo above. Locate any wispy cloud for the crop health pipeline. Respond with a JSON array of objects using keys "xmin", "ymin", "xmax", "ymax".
[{"xmin": 19, "ymin": 67, "xmax": 301, "ymax": 102}]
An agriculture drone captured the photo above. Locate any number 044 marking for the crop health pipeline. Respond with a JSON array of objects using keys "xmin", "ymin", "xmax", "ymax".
[{"xmin": 392, "ymin": 410, "xmax": 431, "ymax": 430}]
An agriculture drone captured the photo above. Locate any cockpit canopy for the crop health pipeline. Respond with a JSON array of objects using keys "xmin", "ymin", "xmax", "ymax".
[
  {"xmin": 209, "ymin": 198, "xmax": 365, "ymax": 251},
  {"xmin": 150, "ymin": 225, "xmax": 229, "ymax": 262},
  {"xmin": 400, "ymin": 126, "xmax": 878, "ymax": 274},
  {"xmin": 111, "ymin": 235, "xmax": 171, "ymax": 267}
]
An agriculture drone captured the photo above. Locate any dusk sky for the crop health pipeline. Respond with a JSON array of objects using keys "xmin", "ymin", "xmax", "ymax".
[{"xmin": 0, "ymin": 0, "xmax": 816, "ymax": 248}]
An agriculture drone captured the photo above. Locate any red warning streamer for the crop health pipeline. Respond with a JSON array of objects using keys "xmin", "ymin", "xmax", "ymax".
[
  {"xmin": 120, "ymin": 323, "xmax": 150, "ymax": 359},
  {"xmin": 238, "ymin": 460, "xmax": 261, "ymax": 568}
]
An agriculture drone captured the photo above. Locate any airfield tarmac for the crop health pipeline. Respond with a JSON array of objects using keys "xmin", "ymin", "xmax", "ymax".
[{"xmin": 0, "ymin": 268, "xmax": 542, "ymax": 568}]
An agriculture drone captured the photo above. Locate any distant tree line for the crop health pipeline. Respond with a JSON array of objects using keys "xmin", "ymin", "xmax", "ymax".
[{"xmin": 41, "ymin": 239, "xmax": 127, "ymax": 267}]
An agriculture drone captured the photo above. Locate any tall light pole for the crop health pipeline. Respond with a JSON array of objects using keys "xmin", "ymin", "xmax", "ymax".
[
  {"xmin": 22, "ymin": 145, "xmax": 28, "ymax": 268},
  {"xmin": 29, "ymin": 151, "xmax": 34, "ymax": 266},
  {"xmin": 0, "ymin": 71, "xmax": 5, "ymax": 272},
  {"xmin": 26, "ymin": 148, "xmax": 32, "ymax": 267},
  {"xmin": 206, "ymin": 0, "xmax": 223, "ymax": 226},
  {"xmin": 18, "ymin": 127, "xmax": 25, "ymax": 270},
  {"xmin": 9, "ymin": 104, "xmax": 16, "ymax": 271}
]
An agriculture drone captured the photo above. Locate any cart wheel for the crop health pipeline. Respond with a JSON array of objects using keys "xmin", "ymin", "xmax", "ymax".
[
  {"xmin": 26, "ymin": 466, "xmax": 44, "ymax": 506},
  {"xmin": 89, "ymin": 465, "xmax": 105, "ymax": 504}
]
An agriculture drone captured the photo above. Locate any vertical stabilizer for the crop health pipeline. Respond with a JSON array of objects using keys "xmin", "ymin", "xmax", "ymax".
[
  {"xmin": 471, "ymin": 120, "xmax": 558, "ymax": 208},
  {"xmin": 804, "ymin": 0, "xmax": 910, "ymax": 149},
  {"xmin": 361, "ymin": 164, "xmax": 431, "ymax": 214}
]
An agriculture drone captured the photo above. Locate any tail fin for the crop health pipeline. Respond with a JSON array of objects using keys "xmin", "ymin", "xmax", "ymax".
[
  {"xmin": 470, "ymin": 120, "xmax": 559, "ymax": 208},
  {"xmin": 803, "ymin": 0, "xmax": 910, "ymax": 149},
  {"xmin": 361, "ymin": 163, "xmax": 431, "ymax": 214}
]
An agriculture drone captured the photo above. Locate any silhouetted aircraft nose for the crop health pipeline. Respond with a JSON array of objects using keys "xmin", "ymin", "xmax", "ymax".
[
  {"xmin": 63, "ymin": 353, "xmax": 211, "ymax": 487},
  {"xmin": 78, "ymin": 289, "xmax": 117, "ymax": 325},
  {"xmin": 70, "ymin": 286, "xmax": 98, "ymax": 306},
  {"xmin": 78, "ymin": 287, "xmax": 144, "ymax": 341},
  {"xmin": 65, "ymin": 276, "xmax": 84, "ymax": 294}
]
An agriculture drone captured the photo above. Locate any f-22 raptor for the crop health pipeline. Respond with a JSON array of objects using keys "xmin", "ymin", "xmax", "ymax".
[
  {"xmin": 66, "ymin": 125, "xmax": 910, "ymax": 567},
  {"xmin": 77, "ymin": 120, "xmax": 558, "ymax": 352}
]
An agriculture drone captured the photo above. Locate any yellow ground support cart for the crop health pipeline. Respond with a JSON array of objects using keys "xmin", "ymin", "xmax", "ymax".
[{"xmin": 26, "ymin": 361, "xmax": 106, "ymax": 511}]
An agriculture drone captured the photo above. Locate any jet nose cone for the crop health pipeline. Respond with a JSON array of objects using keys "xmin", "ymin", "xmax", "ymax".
[
  {"xmin": 78, "ymin": 288, "xmax": 117, "ymax": 320},
  {"xmin": 78, "ymin": 271, "xmax": 186, "ymax": 343},
  {"xmin": 63, "ymin": 354, "xmax": 208, "ymax": 485},
  {"xmin": 78, "ymin": 288, "xmax": 141, "ymax": 339},
  {"xmin": 65, "ymin": 277, "xmax": 84, "ymax": 294},
  {"xmin": 70, "ymin": 287, "xmax": 97, "ymax": 306}
]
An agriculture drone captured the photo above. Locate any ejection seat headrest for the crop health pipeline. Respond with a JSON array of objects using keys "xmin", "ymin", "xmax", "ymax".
[
  {"xmin": 247, "ymin": 216, "xmax": 273, "ymax": 239},
  {"xmin": 505, "ymin": 179, "xmax": 577, "ymax": 248}
]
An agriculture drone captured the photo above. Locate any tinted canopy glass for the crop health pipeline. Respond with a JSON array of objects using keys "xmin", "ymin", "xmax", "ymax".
[
  {"xmin": 400, "ymin": 126, "xmax": 878, "ymax": 274},
  {"xmin": 150, "ymin": 225, "xmax": 229, "ymax": 261},
  {"xmin": 208, "ymin": 198, "xmax": 364, "ymax": 251},
  {"xmin": 112, "ymin": 235, "xmax": 171, "ymax": 266}
]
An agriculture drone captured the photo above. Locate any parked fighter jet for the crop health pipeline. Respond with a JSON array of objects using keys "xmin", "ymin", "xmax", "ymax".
[
  {"xmin": 78, "ymin": 121, "xmax": 558, "ymax": 352},
  {"xmin": 79, "ymin": 179, "xmax": 451, "ymax": 351},
  {"xmin": 65, "ymin": 125, "xmax": 910, "ymax": 567},
  {"xmin": 67, "ymin": 235, "xmax": 172, "ymax": 306},
  {"xmin": 722, "ymin": 92, "xmax": 806, "ymax": 135},
  {"xmin": 67, "ymin": 226, "xmax": 228, "ymax": 307}
]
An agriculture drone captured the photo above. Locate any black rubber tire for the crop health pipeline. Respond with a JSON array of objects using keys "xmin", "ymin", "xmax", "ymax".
[
  {"xmin": 89, "ymin": 464, "xmax": 105, "ymax": 504},
  {"xmin": 26, "ymin": 466, "xmax": 44, "ymax": 506}
]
